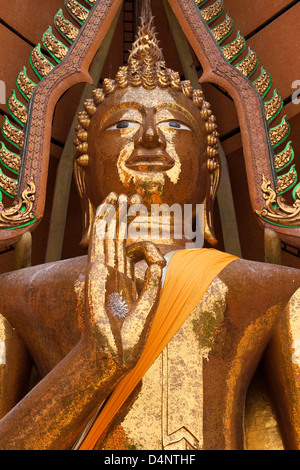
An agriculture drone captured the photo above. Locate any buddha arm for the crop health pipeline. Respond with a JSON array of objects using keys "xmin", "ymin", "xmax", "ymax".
[
  {"xmin": 263, "ymin": 286, "xmax": 300, "ymax": 450},
  {"xmin": 0, "ymin": 196, "xmax": 164, "ymax": 450},
  {"xmin": 0, "ymin": 268, "xmax": 116, "ymax": 450},
  {"xmin": 0, "ymin": 261, "xmax": 162, "ymax": 450},
  {"xmin": 0, "ymin": 334, "xmax": 123, "ymax": 450}
]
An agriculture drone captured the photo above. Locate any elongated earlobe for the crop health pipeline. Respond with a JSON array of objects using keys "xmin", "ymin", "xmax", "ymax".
[
  {"xmin": 74, "ymin": 158, "xmax": 95, "ymax": 248},
  {"xmin": 204, "ymin": 160, "xmax": 220, "ymax": 247}
]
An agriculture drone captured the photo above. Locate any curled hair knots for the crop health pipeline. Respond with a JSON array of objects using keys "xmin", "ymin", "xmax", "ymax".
[
  {"xmin": 181, "ymin": 80, "xmax": 194, "ymax": 99},
  {"xmin": 92, "ymin": 88, "xmax": 105, "ymax": 105},
  {"xmin": 156, "ymin": 62, "xmax": 170, "ymax": 88},
  {"xmin": 102, "ymin": 78, "xmax": 116, "ymax": 96},
  {"xmin": 115, "ymin": 66, "xmax": 129, "ymax": 89},
  {"xmin": 192, "ymin": 89, "xmax": 204, "ymax": 109},
  {"xmin": 169, "ymin": 70, "xmax": 182, "ymax": 91}
]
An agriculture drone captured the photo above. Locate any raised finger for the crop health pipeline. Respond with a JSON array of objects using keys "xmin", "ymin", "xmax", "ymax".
[
  {"xmin": 115, "ymin": 194, "xmax": 129, "ymax": 274},
  {"xmin": 89, "ymin": 193, "xmax": 118, "ymax": 263}
]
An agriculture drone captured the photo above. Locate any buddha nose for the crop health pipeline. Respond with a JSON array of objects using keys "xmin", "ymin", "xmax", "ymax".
[{"xmin": 135, "ymin": 115, "xmax": 166, "ymax": 150}]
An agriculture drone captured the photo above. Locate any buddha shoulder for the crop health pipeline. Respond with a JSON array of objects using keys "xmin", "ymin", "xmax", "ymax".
[
  {"xmin": 217, "ymin": 258, "xmax": 300, "ymax": 307},
  {"xmin": 0, "ymin": 256, "xmax": 87, "ymax": 323}
]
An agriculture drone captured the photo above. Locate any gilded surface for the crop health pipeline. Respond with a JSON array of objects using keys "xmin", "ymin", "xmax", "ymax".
[
  {"xmin": 16, "ymin": 68, "xmax": 36, "ymax": 101},
  {"xmin": 245, "ymin": 367, "xmax": 284, "ymax": 450},
  {"xmin": 7, "ymin": 91, "xmax": 28, "ymax": 126},
  {"xmin": 55, "ymin": 11, "xmax": 79, "ymax": 43},
  {"xmin": 0, "ymin": 1, "xmax": 300, "ymax": 451},
  {"xmin": 200, "ymin": 0, "xmax": 224, "ymax": 23},
  {"xmin": 221, "ymin": 32, "xmax": 245, "ymax": 62},
  {"xmin": 276, "ymin": 166, "xmax": 296, "ymax": 194},
  {"xmin": 264, "ymin": 90, "xmax": 283, "ymax": 122},
  {"xmin": 113, "ymin": 277, "xmax": 227, "ymax": 450},
  {"xmin": 2, "ymin": 117, "xmax": 24, "ymax": 149},
  {"xmin": 66, "ymin": 0, "xmax": 89, "ymax": 24},
  {"xmin": 235, "ymin": 48, "xmax": 258, "ymax": 78},
  {"xmin": 257, "ymin": 175, "xmax": 300, "ymax": 225},
  {"xmin": 0, "ymin": 170, "xmax": 18, "ymax": 197},
  {"xmin": 253, "ymin": 68, "xmax": 272, "ymax": 97},
  {"xmin": 0, "ymin": 180, "xmax": 35, "ymax": 228},
  {"xmin": 269, "ymin": 117, "xmax": 289, "ymax": 147},
  {"xmin": 0, "ymin": 144, "xmax": 21, "ymax": 173},
  {"xmin": 211, "ymin": 14, "xmax": 234, "ymax": 43},
  {"xmin": 43, "ymin": 29, "xmax": 69, "ymax": 62},
  {"xmin": 275, "ymin": 143, "xmax": 294, "ymax": 172},
  {"xmin": 195, "ymin": 0, "xmax": 297, "ymax": 222},
  {"xmin": 30, "ymin": 46, "xmax": 54, "ymax": 78}
]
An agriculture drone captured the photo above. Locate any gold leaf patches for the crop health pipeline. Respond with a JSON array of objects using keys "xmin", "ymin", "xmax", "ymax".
[
  {"xmin": 1, "ymin": 117, "xmax": 24, "ymax": 149},
  {"xmin": 7, "ymin": 91, "xmax": 28, "ymax": 126},
  {"xmin": 253, "ymin": 67, "xmax": 272, "ymax": 98},
  {"xmin": 65, "ymin": 0, "xmax": 89, "ymax": 25},
  {"xmin": 269, "ymin": 116, "xmax": 290, "ymax": 148},
  {"xmin": 16, "ymin": 67, "xmax": 36, "ymax": 101},
  {"xmin": 43, "ymin": 27, "xmax": 69, "ymax": 63},
  {"xmin": 264, "ymin": 90, "xmax": 283, "ymax": 122},
  {"xmin": 276, "ymin": 165, "xmax": 297, "ymax": 194},
  {"xmin": 221, "ymin": 31, "xmax": 246, "ymax": 63},
  {"xmin": 54, "ymin": 9, "xmax": 80, "ymax": 44},
  {"xmin": 211, "ymin": 13, "xmax": 234, "ymax": 43},
  {"xmin": 0, "ymin": 143, "xmax": 21, "ymax": 174},
  {"xmin": 0, "ymin": 168, "xmax": 18, "ymax": 197},
  {"xmin": 235, "ymin": 48, "xmax": 259, "ymax": 78},
  {"xmin": 274, "ymin": 142, "xmax": 294, "ymax": 172},
  {"xmin": 30, "ymin": 45, "xmax": 54, "ymax": 79},
  {"xmin": 200, "ymin": 0, "xmax": 225, "ymax": 23}
]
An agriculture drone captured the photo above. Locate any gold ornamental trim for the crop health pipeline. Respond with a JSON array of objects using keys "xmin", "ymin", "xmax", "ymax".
[
  {"xmin": 235, "ymin": 48, "xmax": 258, "ymax": 78},
  {"xmin": 211, "ymin": 13, "xmax": 233, "ymax": 42},
  {"xmin": 221, "ymin": 31, "xmax": 245, "ymax": 62},
  {"xmin": 43, "ymin": 27, "xmax": 69, "ymax": 62},
  {"xmin": 274, "ymin": 142, "xmax": 294, "ymax": 172},
  {"xmin": 2, "ymin": 117, "xmax": 24, "ymax": 149},
  {"xmin": 253, "ymin": 67, "xmax": 271, "ymax": 97},
  {"xmin": 55, "ymin": 10, "xmax": 80, "ymax": 43},
  {"xmin": 257, "ymin": 175, "xmax": 300, "ymax": 226},
  {"xmin": 0, "ymin": 180, "xmax": 36, "ymax": 229},
  {"xmin": 30, "ymin": 45, "xmax": 54, "ymax": 79},
  {"xmin": 269, "ymin": 116, "xmax": 289, "ymax": 147},
  {"xmin": 16, "ymin": 67, "xmax": 36, "ymax": 101},
  {"xmin": 66, "ymin": 0, "xmax": 89, "ymax": 24},
  {"xmin": 276, "ymin": 166, "xmax": 296, "ymax": 194},
  {"xmin": 0, "ymin": 169, "xmax": 18, "ymax": 197},
  {"xmin": 0, "ymin": 143, "xmax": 21, "ymax": 173},
  {"xmin": 7, "ymin": 91, "xmax": 28, "ymax": 126},
  {"xmin": 264, "ymin": 90, "xmax": 283, "ymax": 122},
  {"xmin": 200, "ymin": 0, "xmax": 224, "ymax": 23}
]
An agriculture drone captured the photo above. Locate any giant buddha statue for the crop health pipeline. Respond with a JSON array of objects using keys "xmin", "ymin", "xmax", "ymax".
[{"xmin": 0, "ymin": 9, "xmax": 300, "ymax": 451}]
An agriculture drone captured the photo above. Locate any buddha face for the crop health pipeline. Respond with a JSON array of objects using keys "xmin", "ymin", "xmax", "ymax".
[{"xmin": 85, "ymin": 86, "xmax": 210, "ymax": 210}]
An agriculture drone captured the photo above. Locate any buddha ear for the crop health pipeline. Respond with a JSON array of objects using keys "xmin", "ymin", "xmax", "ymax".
[
  {"xmin": 74, "ymin": 158, "xmax": 95, "ymax": 249},
  {"xmin": 204, "ymin": 158, "xmax": 220, "ymax": 247}
]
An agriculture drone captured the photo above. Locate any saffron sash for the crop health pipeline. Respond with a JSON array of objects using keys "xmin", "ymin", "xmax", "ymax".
[{"xmin": 79, "ymin": 248, "xmax": 238, "ymax": 450}]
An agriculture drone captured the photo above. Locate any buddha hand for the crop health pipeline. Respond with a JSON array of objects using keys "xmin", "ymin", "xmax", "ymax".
[{"xmin": 84, "ymin": 192, "xmax": 166, "ymax": 371}]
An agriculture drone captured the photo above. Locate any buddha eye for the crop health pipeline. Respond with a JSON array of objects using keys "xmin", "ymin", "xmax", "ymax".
[
  {"xmin": 108, "ymin": 121, "xmax": 140, "ymax": 130},
  {"xmin": 159, "ymin": 120, "xmax": 191, "ymax": 131}
]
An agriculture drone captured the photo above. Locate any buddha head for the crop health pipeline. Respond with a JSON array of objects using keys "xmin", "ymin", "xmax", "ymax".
[{"xmin": 74, "ymin": 12, "xmax": 220, "ymax": 248}]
